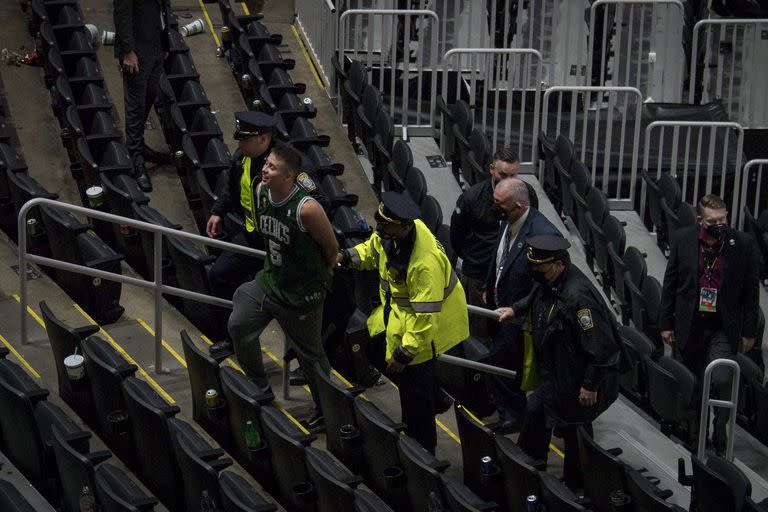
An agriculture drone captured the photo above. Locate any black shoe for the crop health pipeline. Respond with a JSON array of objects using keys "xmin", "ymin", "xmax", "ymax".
[
  {"xmin": 142, "ymin": 144, "xmax": 172, "ymax": 165},
  {"xmin": 302, "ymin": 411, "xmax": 325, "ymax": 433},
  {"xmin": 289, "ymin": 368, "xmax": 307, "ymax": 386},
  {"xmin": 134, "ymin": 164, "xmax": 153, "ymax": 192},
  {"xmin": 209, "ymin": 340, "xmax": 234, "ymax": 360},
  {"xmin": 358, "ymin": 366, "xmax": 383, "ymax": 388}
]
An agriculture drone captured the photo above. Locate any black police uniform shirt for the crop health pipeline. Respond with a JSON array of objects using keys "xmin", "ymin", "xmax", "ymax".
[
  {"xmin": 526, "ymin": 264, "xmax": 621, "ymax": 424},
  {"xmin": 450, "ymin": 179, "xmax": 501, "ymax": 279}
]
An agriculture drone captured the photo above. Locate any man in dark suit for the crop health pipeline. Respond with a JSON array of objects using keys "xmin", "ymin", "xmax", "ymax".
[
  {"xmin": 484, "ymin": 178, "xmax": 560, "ymax": 428},
  {"xmin": 114, "ymin": 0, "xmax": 173, "ymax": 192},
  {"xmin": 660, "ymin": 194, "xmax": 760, "ymax": 452}
]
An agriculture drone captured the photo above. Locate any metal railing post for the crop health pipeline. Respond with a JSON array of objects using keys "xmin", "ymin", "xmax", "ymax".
[
  {"xmin": 18, "ymin": 205, "xmax": 29, "ymax": 345},
  {"xmin": 738, "ymin": 159, "xmax": 768, "ymax": 230},
  {"xmin": 697, "ymin": 358, "xmax": 740, "ymax": 461},
  {"xmin": 153, "ymin": 231, "xmax": 164, "ymax": 373}
]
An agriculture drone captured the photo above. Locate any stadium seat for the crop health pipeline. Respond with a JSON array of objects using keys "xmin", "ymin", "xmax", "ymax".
[
  {"xmin": 569, "ymin": 160, "xmax": 591, "ymax": 245},
  {"xmin": 682, "ymin": 454, "xmax": 768, "ymax": 512},
  {"xmin": 600, "ymin": 215, "xmax": 626, "ymax": 296},
  {"xmin": 396, "ymin": 435, "xmax": 449, "ymax": 510},
  {"xmin": 645, "ymin": 355, "xmax": 697, "ymax": 440},
  {"xmin": 639, "ymin": 276, "xmax": 662, "ymax": 343},
  {"xmin": 436, "ymin": 224, "xmax": 457, "ymax": 268},
  {"xmin": 130, "ymin": 202, "xmax": 181, "ymax": 282},
  {"xmin": 353, "ymin": 488, "xmax": 395, "ymax": 512},
  {"xmin": 218, "ymin": 470, "xmax": 277, "ymax": 512},
  {"xmin": 163, "ymin": 53, "xmax": 199, "ymax": 89},
  {"xmin": 451, "ymin": 101, "xmax": 472, "ymax": 184},
  {"xmin": 641, "ymin": 170, "xmax": 664, "ymax": 247},
  {"xmin": 655, "ymin": 172, "xmax": 682, "ymax": 252},
  {"xmin": 624, "ymin": 466, "xmax": 683, "ymax": 512},
  {"xmin": 305, "ymin": 446, "xmax": 364, "ymax": 512},
  {"xmin": 453, "ymin": 404, "xmax": 501, "ymax": 503},
  {"xmin": 419, "ymin": 195, "xmax": 443, "ymax": 235},
  {"xmin": 289, "ymin": 117, "xmax": 330, "ymax": 151},
  {"xmin": 356, "ymin": 84, "xmax": 382, "ymax": 159},
  {"xmin": 538, "ymin": 131, "xmax": 557, "ymax": 202},
  {"xmin": 218, "ymin": 365, "xmax": 273, "ymax": 485},
  {"xmin": 50, "ymin": 426, "xmax": 111, "ymax": 512},
  {"xmin": 607, "ymin": 239, "xmax": 630, "ymax": 324},
  {"xmin": 342, "ymin": 61, "xmax": 366, "ymax": 141},
  {"xmin": 494, "ymin": 436, "xmax": 544, "ymax": 512},
  {"xmin": 577, "ymin": 426, "xmax": 626, "ymax": 512},
  {"xmin": 553, "ymin": 135, "xmax": 574, "ymax": 217},
  {"xmin": 353, "ymin": 397, "xmax": 406, "ymax": 506},
  {"xmin": 259, "ymin": 405, "xmax": 316, "ymax": 509},
  {"xmin": 437, "ymin": 98, "xmax": 457, "ymax": 180},
  {"xmin": 435, "ymin": 338, "xmax": 494, "ymax": 419},
  {"xmin": 0, "ymin": 478, "xmax": 45, "ymax": 511},
  {"xmin": 584, "ymin": 188, "xmax": 609, "ymax": 272},
  {"xmin": 465, "ymin": 128, "xmax": 489, "ymax": 186},
  {"xmin": 384, "ymin": 140, "xmax": 412, "ymax": 193},
  {"xmin": 312, "ymin": 363, "xmax": 366, "ymax": 474},
  {"xmin": 6, "ymin": 168, "xmax": 58, "ymax": 244},
  {"xmin": 95, "ymin": 173, "xmax": 148, "ymax": 270},
  {"xmin": 39, "ymin": 300, "xmax": 99, "ymax": 418},
  {"xmin": 736, "ymin": 353, "xmax": 764, "ymax": 433},
  {"xmin": 538, "ymin": 472, "xmax": 588, "ymax": 512},
  {"xmin": 661, "ymin": 199, "xmax": 696, "ymax": 249},
  {"xmin": 371, "ymin": 109, "xmax": 394, "ymax": 194},
  {"xmin": 403, "ymin": 166, "xmax": 427, "ymax": 206},
  {"xmin": 80, "ymin": 335, "xmax": 137, "ymax": 465},
  {"xmin": 622, "ymin": 246, "xmax": 647, "ymax": 325},
  {"xmin": 617, "ymin": 326, "xmax": 655, "ymax": 406},
  {"xmin": 94, "ymin": 464, "xmax": 158, "ymax": 512},
  {"xmin": 180, "ymin": 330, "xmax": 231, "ymax": 446},
  {"xmin": 743, "ymin": 206, "xmax": 768, "ymax": 281},
  {"xmin": 439, "ymin": 473, "xmax": 498, "ymax": 512}
]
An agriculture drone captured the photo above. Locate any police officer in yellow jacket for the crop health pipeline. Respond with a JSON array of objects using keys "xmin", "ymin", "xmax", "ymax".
[{"xmin": 338, "ymin": 191, "xmax": 469, "ymax": 453}]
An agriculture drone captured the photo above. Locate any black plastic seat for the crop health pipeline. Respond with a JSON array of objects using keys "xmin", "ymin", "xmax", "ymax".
[
  {"xmin": 259, "ymin": 405, "xmax": 316, "ymax": 509},
  {"xmin": 554, "ymin": 135, "xmax": 574, "ymax": 218},
  {"xmin": 684, "ymin": 454, "xmax": 768, "ymax": 512},
  {"xmin": 435, "ymin": 338, "xmax": 494, "ymax": 420},
  {"xmin": 439, "ymin": 473, "xmax": 498, "ymax": 512},
  {"xmin": 313, "ymin": 363, "xmax": 366, "ymax": 474},
  {"xmin": 569, "ymin": 160, "xmax": 591, "ymax": 244},
  {"xmin": 607, "ymin": 238, "xmax": 630, "ymax": 324},
  {"xmin": 465, "ymin": 128, "xmax": 489, "ymax": 186},
  {"xmin": 494, "ymin": 436, "xmax": 544, "ymax": 512},
  {"xmin": 451, "ymin": 101, "xmax": 472, "ymax": 184},
  {"xmin": 171, "ymin": 421, "xmax": 233, "ymax": 511},
  {"xmin": 600, "ymin": 215, "xmax": 625, "ymax": 296},
  {"xmin": 219, "ymin": 365, "xmax": 273, "ymax": 484},
  {"xmin": 354, "ymin": 488, "xmax": 395, "ymax": 512},
  {"xmin": 94, "ymin": 463, "xmax": 158, "ymax": 512},
  {"xmin": 51, "ymin": 426, "xmax": 111, "ymax": 512},
  {"xmin": 289, "ymin": 117, "xmax": 329, "ymax": 151},
  {"xmin": 371, "ymin": 109, "xmax": 394, "ymax": 194},
  {"xmin": 121, "ymin": 376, "xmax": 182, "ymax": 509},
  {"xmin": 538, "ymin": 131, "xmax": 557, "ymax": 201},
  {"xmin": 638, "ymin": 276, "xmax": 662, "ymax": 344},
  {"xmin": 384, "ymin": 140, "xmax": 412, "ymax": 193},
  {"xmin": 404, "ymin": 166, "xmax": 427, "ymax": 206},
  {"xmin": 743, "ymin": 207, "xmax": 768, "ymax": 281},
  {"xmin": 577, "ymin": 426, "xmax": 626, "ymax": 512},
  {"xmin": 397, "ymin": 435, "xmax": 450, "ymax": 511},
  {"xmin": 39, "ymin": 300, "xmax": 99, "ymax": 416},
  {"xmin": 436, "ymin": 224, "xmax": 457, "ymax": 268},
  {"xmin": 356, "ymin": 84, "xmax": 382, "ymax": 158},
  {"xmin": 736, "ymin": 353, "xmax": 764, "ymax": 433},
  {"xmin": 80, "ymin": 335, "xmax": 137, "ymax": 465},
  {"xmin": 538, "ymin": 472, "xmax": 588, "ymax": 512},
  {"xmin": 584, "ymin": 188, "xmax": 609, "ymax": 272},
  {"xmin": 353, "ymin": 397, "xmax": 405, "ymax": 505},
  {"xmin": 76, "ymin": 138, "xmax": 133, "ymax": 187},
  {"xmin": 219, "ymin": 470, "xmax": 277, "ymax": 512},
  {"xmin": 625, "ymin": 467, "xmax": 683, "ymax": 512},
  {"xmin": 655, "ymin": 172, "xmax": 682, "ymax": 251},
  {"xmin": 645, "ymin": 355, "xmax": 697, "ymax": 439},
  {"xmin": 94, "ymin": 173, "xmax": 148, "ymax": 268},
  {"xmin": 306, "ymin": 446, "xmax": 364, "ymax": 512},
  {"xmin": 618, "ymin": 326, "xmax": 655, "ymax": 405},
  {"xmin": 622, "ymin": 247, "xmax": 647, "ymax": 323},
  {"xmin": 6, "ymin": 169, "xmax": 58, "ymax": 245},
  {"xmin": 454, "ymin": 404, "xmax": 499, "ymax": 503},
  {"xmin": 342, "ymin": 61, "xmax": 366, "ymax": 141},
  {"xmin": 419, "ymin": 195, "xmax": 443, "ymax": 235},
  {"xmin": 130, "ymin": 202, "xmax": 181, "ymax": 281},
  {"xmin": 0, "ymin": 479, "xmax": 41, "ymax": 512},
  {"xmin": 181, "ymin": 330, "xmax": 230, "ymax": 445},
  {"xmin": 661, "ymin": 199, "xmax": 696, "ymax": 249}
]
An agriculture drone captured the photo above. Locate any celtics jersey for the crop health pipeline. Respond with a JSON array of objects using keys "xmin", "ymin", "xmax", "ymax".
[{"xmin": 254, "ymin": 185, "xmax": 331, "ymax": 310}]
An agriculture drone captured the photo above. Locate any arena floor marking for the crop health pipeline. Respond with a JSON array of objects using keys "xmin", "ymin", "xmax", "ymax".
[{"xmin": 135, "ymin": 318, "xmax": 188, "ymax": 368}]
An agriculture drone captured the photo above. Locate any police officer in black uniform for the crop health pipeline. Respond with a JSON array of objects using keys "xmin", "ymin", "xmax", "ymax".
[{"xmin": 497, "ymin": 235, "xmax": 621, "ymax": 490}]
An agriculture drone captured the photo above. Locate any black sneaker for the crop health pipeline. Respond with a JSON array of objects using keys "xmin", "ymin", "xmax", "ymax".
[
  {"xmin": 289, "ymin": 368, "xmax": 307, "ymax": 386},
  {"xmin": 142, "ymin": 144, "xmax": 173, "ymax": 165},
  {"xmin": 133, "ymin": 163, "xmax": 153, "ymax": 192},
  {"xmin": 302, "ymin": 411, "xmax": 325, "ymax": 433},
  {"xmin": 209, "ymin": 340, "xmax": 234, "ymax": 361}
]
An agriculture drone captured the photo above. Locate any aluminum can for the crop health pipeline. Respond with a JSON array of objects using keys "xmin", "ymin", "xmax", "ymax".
[
  {"xmin": 26, "ymin": 218, "xmax": 40, "ymax": 236},
  {"xmin": 303, "ymin": 97, "xmax": 313, "ymax": 106},
  {"xmin": 525, "ymin": 495, "xmax": 539, "ymax": 512},
  {"xmin": 480, "ymin": 456, "xmax": 493, "ymax": 475},
  {"xmin": 205, "ymin": 388, "xmax": 219, "ymax": 408}
]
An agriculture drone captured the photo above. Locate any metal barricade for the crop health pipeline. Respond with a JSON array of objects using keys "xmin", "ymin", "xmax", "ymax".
[
  {"xmin": 640, "ymin": 121, "xmax": 744, "ymax": 224},
  {"xmin": 541, "ymin": 86, "xmax": 643, "ymax": 207},
  {"xmin": 294, "ymin": 0, "xmax": 338, "ymax": 93},
  {"xmin": 689, "ymin": 19, "xmax": 768, "ymax": 129},
  {"xmin": 587, "ymin": 0, "xmax": 685, "ymax": 102},
  {"xmin": 441, "ymin": 48, "xmax": 542, "ymax": 169},
  {"xmin": 17, "ymin": 198, "xmax": 516, "ymax": 382},
  {"xmin": 697, "ymin": 358, "xmax": 740, "ymax": 461},
  {"xmin": 738, "ymin": 159, "xmax": 768, "ymax": 230},
  {"xmin": 338, "ymin": 8, "xmax": 439, "ymax": 136}
]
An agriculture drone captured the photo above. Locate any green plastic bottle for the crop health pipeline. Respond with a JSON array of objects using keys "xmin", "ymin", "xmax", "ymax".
[{"xmin": 245, "ymin": 420, "xmax": 262, "ymax": 449}]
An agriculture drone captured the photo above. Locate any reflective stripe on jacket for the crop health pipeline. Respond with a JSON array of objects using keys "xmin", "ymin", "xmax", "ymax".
[{"xmin": 350, "ymin": 220, "xmax": 469, "ymax": 365}]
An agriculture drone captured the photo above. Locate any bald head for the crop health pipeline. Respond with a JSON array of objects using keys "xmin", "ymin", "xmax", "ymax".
[{"xmin": 493, "ymin": 178, "xmax": 530, "ymax": 224}]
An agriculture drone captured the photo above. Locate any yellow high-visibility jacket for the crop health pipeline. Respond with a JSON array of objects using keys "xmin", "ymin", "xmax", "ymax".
[{"xmin": 349, "ymin": 220, "xmax": 469, "ymax": 365}]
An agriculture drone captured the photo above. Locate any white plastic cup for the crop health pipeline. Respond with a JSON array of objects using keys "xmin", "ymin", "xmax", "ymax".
[
  {"xmin": 181, "ymin": 19, "xmax": 205, "ymax": 37},
  {"xmin": 101, "ymin": 30, "xmax": 115, "ymax": 46},
  {"xmin": 64, "ymin": 354, "xmax": 85, "ymax": 381},
  {"xmin": 86, "ymin": 186, "xmax": 104, "ymax": 208},
  {"xmin": 84, "ymin": 24, "xmax": 99, "ymax": 45}
]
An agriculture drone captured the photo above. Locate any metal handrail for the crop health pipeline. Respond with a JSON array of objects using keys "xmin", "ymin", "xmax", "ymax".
[
  {"xmin": 17, "ymin": 198, "xmax": 516, "ymax": 379},
  {"xmin": 697, "ymin": 358, "xmax": 740, "ymax": 461},
  {"xmin": 738, "ymin": 159, "xmax": 768, "ymax": 230}
]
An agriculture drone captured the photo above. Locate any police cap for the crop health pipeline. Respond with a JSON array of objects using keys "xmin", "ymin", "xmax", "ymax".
[
  {"xmin": 374, "ymin": 191, "xmax": 421, "ymax": 225},
  {"xmin": 526, "ymin": 234, "xmax": 571, "ymax": 264},
  {"xmin": 233, "ymin": 111, "xmax": 278, "ymax": 140}
]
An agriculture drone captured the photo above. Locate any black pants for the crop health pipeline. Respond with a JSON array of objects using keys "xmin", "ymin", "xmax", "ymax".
[
  {"xmin": 122, "ymin": 53, "xmax": 164, "ymax": 166},
  {"xmin": 208, "ymin": 230, "xmax": 264, "ymax": 300},
  {"xmin": 487, "ymin": 330, "xmax": 526, "ymax": 423},
  {"xmin": 517, "ymin": 381, "xmax": 592, "ymax": 490},
  {"xmin": 369, "ymin": 334, "xmax": 438, "ymax": 454},
  {"xmin": 676, "ymin": 323, "xmax": 735, "ymax": 442}
]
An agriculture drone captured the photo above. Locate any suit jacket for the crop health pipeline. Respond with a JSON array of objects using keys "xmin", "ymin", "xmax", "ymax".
[
  {"xmin": 485, "ymin": 207, "xmax": 561, "ymax": 346},
  {"xmin": 660, "ymin": 226, "xmax": 760, "ymax": 352},
  {"xmin": 114, "ymin": 0, "xmax": 172, "ymax": 60}
]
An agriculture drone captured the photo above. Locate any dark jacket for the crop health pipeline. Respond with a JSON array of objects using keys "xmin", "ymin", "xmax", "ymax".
[
  {"xmin": 485, "ymin": 208, "xmax": 561, "ymax": 350},
  {"xmin": 211, "ymin": 146, "xmax": 271, "ymax": 219},
  {"xmin": 450, "ymin": 180, "xmax": 500, "ymax": 279},
  {"xmin": 114, "ymin": 0, "xmax": 171, "ymax": 59},
  {"xmin": 660, "ymin": 226, "xmax": 760, "ymax": 352},
  {"xmin": 515, "ymin": 264, "xmax": 621, "ymax": 425}
]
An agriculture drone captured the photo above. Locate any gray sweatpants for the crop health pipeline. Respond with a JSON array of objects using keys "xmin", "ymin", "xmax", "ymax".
[{"xmin": 228, "ymin": 279, "xmax": 330, "ymax": 413}]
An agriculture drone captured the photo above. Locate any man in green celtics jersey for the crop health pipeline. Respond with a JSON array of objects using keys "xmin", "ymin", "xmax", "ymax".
[{"xmin": 228, "ymin": 143, "xmax": 339, "ymax": 430}]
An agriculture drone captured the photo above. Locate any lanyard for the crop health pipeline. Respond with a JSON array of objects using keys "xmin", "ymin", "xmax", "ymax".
[{"xmin": 702, "ymin": 240, "xmax": 724, "ymax": 285}]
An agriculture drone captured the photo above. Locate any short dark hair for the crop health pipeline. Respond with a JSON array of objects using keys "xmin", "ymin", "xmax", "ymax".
[
  {"xmin": 697, "ymin": 194, "xmax": 727, "ymax": 216},
  {"xmin": 492, "ymin": 147, "xmax": 519, "ymax": 165},
  {"xmin": 270, "ymin": 143, "xmax": 302, "ymax": 174}
]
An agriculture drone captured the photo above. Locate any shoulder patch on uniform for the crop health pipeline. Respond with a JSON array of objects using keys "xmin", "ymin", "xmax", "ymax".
[
  {"xmin": 577, "ymin": 308, "xmax": 594, "ymax": 330},
  {"xmin": 297, "ymin": 172, "xmax": 316, "ymax": 191}
]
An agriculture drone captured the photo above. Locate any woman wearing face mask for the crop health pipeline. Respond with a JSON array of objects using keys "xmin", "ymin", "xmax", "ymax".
[
  {"xmin": 496, "ymin": 234, "xmax": 622, "ymax": 490},
  {"xmin": 660, "ymin": 194, "xmax": 760, "ymax": 454}
]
